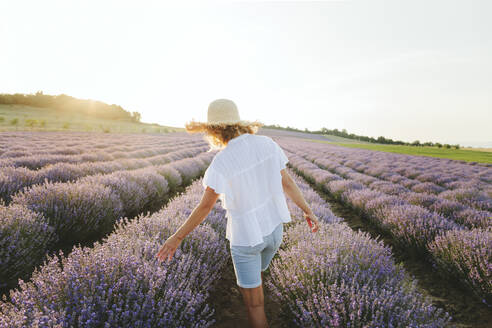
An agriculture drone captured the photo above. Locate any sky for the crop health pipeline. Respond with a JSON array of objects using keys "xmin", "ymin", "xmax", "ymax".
[{"xmin": 1, "ymin": 0, "xmax": 491, "ymax": 147}]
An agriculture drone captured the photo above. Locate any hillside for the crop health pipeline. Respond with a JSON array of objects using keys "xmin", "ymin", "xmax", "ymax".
[{"xmin": 0, "ymin": 104, "xmax": 179, "ymax": 134}]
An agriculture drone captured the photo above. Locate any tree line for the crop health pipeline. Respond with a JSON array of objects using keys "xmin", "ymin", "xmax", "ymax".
[
  {"xmin": 0, "ymin": 91, "xmax": 141, "ymax": 123},
  {"xmin": 263, "ymin": 124, "xmax": 461, "ymax": 149}
]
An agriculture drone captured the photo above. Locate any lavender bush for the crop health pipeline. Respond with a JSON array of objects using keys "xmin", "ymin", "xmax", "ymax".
[
  {"xmin": 428, "ymin": 228, "xmax": 492, "ymax": 306},
  {"xmin": 379, "ymin": 204, "xmax": 460, "ymax": 252},
  {"xmin": 439, "ymin": 188, "xmax": 492, "ymax": 212},
  {"xmin": 0, "ymin": 203, "xmax": 57, "ymax": 289},
  {"xmin": 11, "ymin": 180, "xmax": 124, "ymax": 243}
]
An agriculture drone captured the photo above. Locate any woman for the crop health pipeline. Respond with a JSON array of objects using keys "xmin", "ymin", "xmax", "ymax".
[{"xmin": 156, "ymin": 99, "xmax": 319, "ymax": 328}]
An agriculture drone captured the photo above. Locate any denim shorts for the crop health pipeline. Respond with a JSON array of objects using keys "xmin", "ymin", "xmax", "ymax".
[{"xmin": 230, "ymin": 223, "xmax": 284, "ymax": 288}]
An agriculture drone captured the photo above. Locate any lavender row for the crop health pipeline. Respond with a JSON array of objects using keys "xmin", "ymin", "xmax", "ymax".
[
  {"xmin": 0, "ymin": 131, "xmax": 202, "ymax": 158},
  {"xmin": 1, "ymin": 152, "xmax": 215, "ymax": 291},
  {"xmin": 266, "ymin": 168, "xmax": 451, "ymax": 327},
  {"xmin": 0, "ymin": 144, "xmax": 208, "ymax": 204},
  {"xmin": 281, "ymin": 143, "xmax": 491, "ymax": 229},
  {"xmin": 0, "ymin": 138, "xmax": 197, "ymax": 160},
  {"xmin": 284, "ymin": 149, "xmax": 492, "ymax": 305},
  {"xmin": 0, "ymin": 178, "xmax": 229, "ymax": 328},
  {"xmin": 0, "ymin": 139, "xmax": 205, "ymax": 169},
  {"xmin": 429, "ymin": 228, "xmax": 492, "ymax": 305},
  {"xmin": 0, "ymin": 203, "xmax": 57, "ymax": 290}
]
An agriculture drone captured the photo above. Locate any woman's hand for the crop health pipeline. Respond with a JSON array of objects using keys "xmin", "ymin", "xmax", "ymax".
[
  {"xmin": 304, "ymin": 211, "xmax": 319, "ymax": 233},
  {"xmin": 156, "ymin": 234, "xmax": 183, "ymax": 263}
]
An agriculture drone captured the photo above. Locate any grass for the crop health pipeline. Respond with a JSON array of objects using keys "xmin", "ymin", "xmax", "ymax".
[
  {"xmin": 0, "ymin": 104, "xmax": 185, "ymax": 134},
  {"xmin": 304, "ymin": 139, "xmax": 492, "ymax": 164}
]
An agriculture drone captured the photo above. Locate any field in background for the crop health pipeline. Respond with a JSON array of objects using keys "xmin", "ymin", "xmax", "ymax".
[
  {"xmin": 0, "ymin": 104, "xmax": 180, "ymax": 134},
  {"xmin": 300, "ymin": 138, "xmax": 492, "ymax": 164},
  {"xmin": 2, "ymin": 103, "xmax": 490, "ymax": 164}
]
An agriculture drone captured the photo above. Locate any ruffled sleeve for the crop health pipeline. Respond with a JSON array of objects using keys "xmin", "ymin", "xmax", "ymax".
[
  {"xmin": 273, "ymin": 141, "xmax": 289, "ymax": 170},
  {"xmin": 203, "ymin": 165, "xmax": 227, "ymax": 194}
]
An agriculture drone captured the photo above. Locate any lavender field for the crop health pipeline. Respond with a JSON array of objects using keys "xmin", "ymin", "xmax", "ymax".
[
  {"xmin": 0, "ymin": 131, "xmax": 491, "ymax": 327},
  {"xmin": 0, "ymin": 131, "xmax": 213, "ymax": 292},
  {"xmin": 274, "ymin": 136, "xmax": 492, "ymax": 326}
]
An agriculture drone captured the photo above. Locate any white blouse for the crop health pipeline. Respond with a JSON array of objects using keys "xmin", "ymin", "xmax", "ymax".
[{"xmin": 202, "ymin": 133, "xmax": 292, "ymax": 246}]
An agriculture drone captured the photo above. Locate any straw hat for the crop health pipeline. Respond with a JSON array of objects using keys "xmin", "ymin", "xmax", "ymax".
[
  {"xmin": 205, "ymin": 99, "xmax": 254, "ymax": 126},
  {"xmin": 185, "ymin": 99, "xmax": 262, "ymax": 138}
]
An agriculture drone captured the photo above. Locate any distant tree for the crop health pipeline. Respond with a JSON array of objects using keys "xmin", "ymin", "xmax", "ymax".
[
  {"xmin": 131, "ymin": 111, "xmax": 141, "ymax": 122},
  {"xmin": 25, "ymin": 119, "xmax": 38, "ymax": 128},
  {"xmin": 444, "ymin": 144, "xmax": 451, "ymax": 149},
  {"xmin": 377, "ymin": 136, "xmax": 388, "ymax": 144},
  {"xmin": 10, "ymin": 118, "xmax": 18, "ymax": 125},
  {"xmin": 411, "ymin": 140, "xmax": 421, "ymax": 146}
]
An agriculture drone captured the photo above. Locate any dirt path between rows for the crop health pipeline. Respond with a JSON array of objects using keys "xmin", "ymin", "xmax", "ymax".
[{"xmin": 209, "ymin": 255, "xmax": 288, "ymax": 328}]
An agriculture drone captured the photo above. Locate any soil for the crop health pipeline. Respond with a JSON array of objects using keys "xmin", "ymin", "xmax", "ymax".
[{"xmin": 209, "ymin": 255, "xmax": 288, "ymax": 328}]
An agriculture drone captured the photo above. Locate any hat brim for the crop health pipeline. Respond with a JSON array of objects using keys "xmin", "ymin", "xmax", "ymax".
[
  {"xmin": 204, "ymin": 119, "xmax": 259, "ymax": 126},
  {"xmin": 184, "ymin": 119, "xmax": 263, "ymax": 134},
  {"xmin": 188, "ymin": 119, "xmax": 262, "ymax": 127}
]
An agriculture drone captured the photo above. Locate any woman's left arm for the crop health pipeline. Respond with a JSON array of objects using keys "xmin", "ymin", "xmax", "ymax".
[{"xmin": 156, "ymin": 186, "xmax": 220, "ymax": 263}]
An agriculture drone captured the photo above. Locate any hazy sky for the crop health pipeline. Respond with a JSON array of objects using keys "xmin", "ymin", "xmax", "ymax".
[{"xmin": 1, "ymin": 0, "xmax": 491, "ymax": 147}]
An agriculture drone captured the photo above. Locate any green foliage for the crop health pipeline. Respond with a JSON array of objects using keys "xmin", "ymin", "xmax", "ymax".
[
  {"xmin": 10, "ymin": 118, "xmax": 18, "ymax": 125},
  {"xmin": 0, "ymin": 91, "xmax": 141, "ymax": 123},
  {"xmin": 0, "ymin": 116, "xmax": 4, "ymax": 122},
  {"xmin": 62, "ymin": 122, "xmax": 70, "ymax": 129},
  {"xmin": 25, "ymin": 119, "xmax": 38, "ymax": 127}
]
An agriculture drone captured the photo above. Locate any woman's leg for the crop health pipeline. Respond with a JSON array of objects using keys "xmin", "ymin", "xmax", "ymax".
[
  {"xmin": 238, "ymin": 275, "xmax": 268, "ymax": 328},
  {"xmin": 240, "ymin": 224, "xmax": 282, "ymax": 327}
]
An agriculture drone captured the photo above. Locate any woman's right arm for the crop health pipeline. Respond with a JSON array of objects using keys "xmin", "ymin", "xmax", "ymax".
[{"xmin": 280, "ymin": 169, "xmax": 319, "ymax": 232}]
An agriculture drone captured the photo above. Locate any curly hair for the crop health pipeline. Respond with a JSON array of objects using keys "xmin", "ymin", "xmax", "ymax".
[{"xmin": 185, "ymin": 119, "xmax": 264, "ymax": 150}]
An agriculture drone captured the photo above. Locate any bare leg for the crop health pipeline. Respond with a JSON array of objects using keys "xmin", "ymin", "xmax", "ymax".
[{"xmin": 238, "ymin": 271, "xmax": 269, "ymax": 328}]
